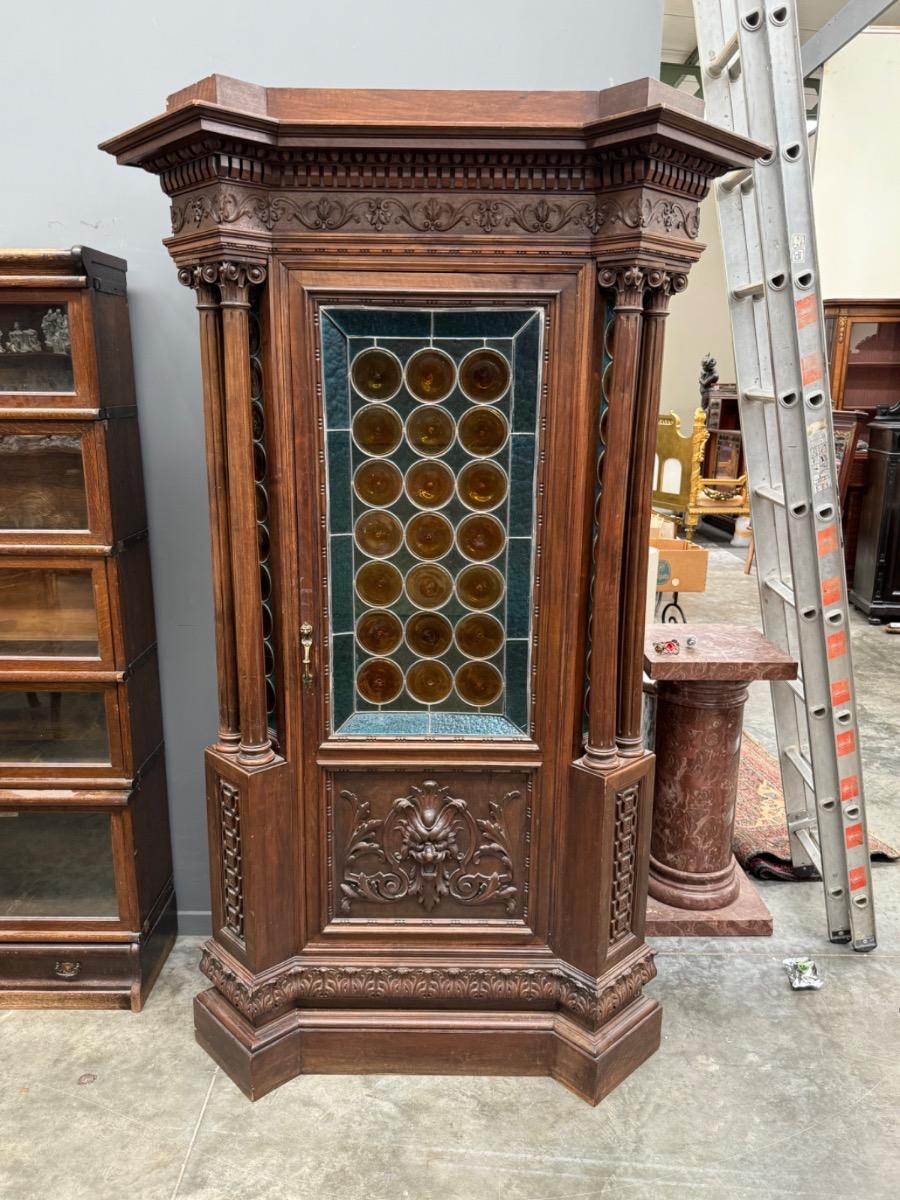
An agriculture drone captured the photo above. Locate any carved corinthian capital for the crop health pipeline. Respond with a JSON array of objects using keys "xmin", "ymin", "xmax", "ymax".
[
  {"xmin": 176, "ymin": 261, "xmax": 267, "ymax": 307},
  {"xmin": 643, "ymin": 268, "xmax": 689, "ymax": 315},
  {"xmin": 597, "ymin": 265, "xmax": 646, "ymax": 312}
]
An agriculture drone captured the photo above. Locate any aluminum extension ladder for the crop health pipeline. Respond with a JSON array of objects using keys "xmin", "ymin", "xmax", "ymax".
[{"xmin": 694, "ymin": 0, "xmax": 876, "ymax": 950}]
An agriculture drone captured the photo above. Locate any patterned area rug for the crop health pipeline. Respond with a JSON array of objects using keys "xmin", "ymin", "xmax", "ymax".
[{"xmin": 735, "ymin": 733, "xmax": 899, "ymax": 880}]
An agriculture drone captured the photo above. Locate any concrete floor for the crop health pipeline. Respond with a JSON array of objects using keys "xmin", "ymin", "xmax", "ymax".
[{"xmin": 2, "ymin": 542, "xmax": 898, "ymax": 1200}]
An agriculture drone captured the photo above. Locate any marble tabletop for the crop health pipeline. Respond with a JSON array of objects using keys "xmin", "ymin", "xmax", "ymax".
[{"xmin": 643, "ymin": 623, "xmax": 797, "ymax": 681}]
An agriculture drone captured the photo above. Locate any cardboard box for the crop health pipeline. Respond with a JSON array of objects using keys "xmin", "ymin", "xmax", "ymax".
[
  {"xmin": 649, "ymin": 511, "xmax": 678, "ymax": 540},
  {"xmin": 651, "ymin": 536, "xmax": 709, "ymax": 593}
]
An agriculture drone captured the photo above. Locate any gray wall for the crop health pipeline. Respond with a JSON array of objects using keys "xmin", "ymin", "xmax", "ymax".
[{"xmin": 2, "ymin": 1, "xmax": 663, "ymax": 932}]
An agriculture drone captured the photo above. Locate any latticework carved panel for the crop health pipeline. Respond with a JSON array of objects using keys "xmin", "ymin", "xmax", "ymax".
[
  {"xmin": 219, "ymin": 780, "xmax": 244, "ymax": 940},
  {"xmin": 609, "ymin": 783, "xmax": 639, "ymax": 943}
]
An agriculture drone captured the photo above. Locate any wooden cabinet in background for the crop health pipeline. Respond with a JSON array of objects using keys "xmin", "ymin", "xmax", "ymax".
[
  {"xmin": 103, "ymin": 76, "xmax": 756, "ymax": 1100},
  {"xmin": 850, "ymin": 414, "xmax": 900, "ymax": 623},
  {"xmin": 0, "ymin": 249, "xmax": 175, "ymax": 1010}
]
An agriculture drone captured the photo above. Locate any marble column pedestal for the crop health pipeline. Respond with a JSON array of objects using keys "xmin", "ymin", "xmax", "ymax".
[{"xmin": 643, "ymin": 624, "xmax": 796, "ymax": 937}]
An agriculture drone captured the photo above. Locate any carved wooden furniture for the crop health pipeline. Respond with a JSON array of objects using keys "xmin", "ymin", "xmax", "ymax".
[
  {"xmin": 643, "ymin": 624, "xmax": 795, "ymax": 936},
  {"xmin": 825, "ymin": 300, "xmax": 900, "ymax": 414},
  {"xmin": 103, "ymin": 76, "xmax": 756, "ymax": 1101},
  {"xmin": 850, "ymin": 411, "xmax": 900, "ymax": 624},
  {"xmin": 0, "ymin": 249, "xmax": 175, "ymax": 1008},
  {"xmin": 653, "ymin": 408, "xmax": 750, "ymax": 540}
]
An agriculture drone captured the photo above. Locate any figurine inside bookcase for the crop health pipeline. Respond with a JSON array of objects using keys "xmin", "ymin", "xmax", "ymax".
[{"xmin": 0, "ymin": 304, "xmax": 74, "ymax": 392}]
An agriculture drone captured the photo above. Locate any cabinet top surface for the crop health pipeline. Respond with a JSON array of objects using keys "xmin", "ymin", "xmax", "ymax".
[
  {"xmin": 0, "ymin": 247, "xmax": 127, "ymax": 285},
  {"xmin": 100, "ymin": 73, "xmax": 762, "ymax": 168},
  {"xmin": 644, "ymin": 624, "xmax": 797, "ymax": 681}
]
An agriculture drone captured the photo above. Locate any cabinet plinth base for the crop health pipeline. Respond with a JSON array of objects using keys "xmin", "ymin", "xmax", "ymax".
[{"xmin": 194, "ymin": 985, "xmax": 661, "ymax": 1105}]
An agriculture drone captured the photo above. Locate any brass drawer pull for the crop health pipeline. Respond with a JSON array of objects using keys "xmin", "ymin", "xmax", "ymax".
[{"xmin": 53, "ymin": 960, "xmax": 82, "ymax": 979}]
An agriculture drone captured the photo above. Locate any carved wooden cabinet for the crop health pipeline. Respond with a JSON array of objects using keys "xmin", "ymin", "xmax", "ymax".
[
  {"xmin": 0, "ymin": 249, "xmax": 175, "ymax": 1009},
  {"xmin": 825, "ymin": 299, "xmax": 900, "ymax": 412},
  {"xmin": 104, "ymin": 77, "xmax": 754, "ymax": 1099}
]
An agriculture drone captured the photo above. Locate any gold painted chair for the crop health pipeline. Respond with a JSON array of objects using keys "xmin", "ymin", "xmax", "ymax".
[{"xmin": 652, "ymin": 408, "xmax": 749, "ymax": 541}]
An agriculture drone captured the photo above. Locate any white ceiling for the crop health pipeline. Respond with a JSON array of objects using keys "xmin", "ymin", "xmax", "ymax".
[{"xmin": 662, "ymin": 0, "xmax": 900, "ymax": 62}]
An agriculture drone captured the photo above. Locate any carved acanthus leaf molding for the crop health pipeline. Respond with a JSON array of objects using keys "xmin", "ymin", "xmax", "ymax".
[
  {"xmin": 170, "ymin": 189, "xmax": 700, "ymax": 241},
  {"xmin": 199, "ymin": 945, "xmax": 657, "ymax": 1028}
]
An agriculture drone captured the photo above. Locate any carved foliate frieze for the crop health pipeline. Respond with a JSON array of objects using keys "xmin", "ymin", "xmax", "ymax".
[
  {"xmin": 339, "ymin": 779, "xmax": 519, "ymax": 916},
  {"xmin": 169, "ymin": 187, "xmax": 700, "ymax": 242},
  {"xmin": 199, "ymin": 943, "xmax": 657, "ymax": 1029}
]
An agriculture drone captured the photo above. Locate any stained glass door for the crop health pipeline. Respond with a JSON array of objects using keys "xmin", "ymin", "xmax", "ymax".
[{"xmin": 319, "ymin": 306, "xmax": 542, "ymax": 739}]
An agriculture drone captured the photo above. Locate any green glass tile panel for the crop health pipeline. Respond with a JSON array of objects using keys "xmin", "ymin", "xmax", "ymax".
[
  {"xmin": 327, "ymin": 431, "xmax": 352, "ymax": 534},
  {"xmin": 330, "ymin": 310, "xmax": 431, "ymax": 338},
  {"xmin": 512, "ymin": 314, "xmax": 542, "ymax": 433},
  {"xmin": 331, "ymin": 634, "xmax": 355, "ymax": 731},
  {"xmin": 322, "ymin": 316, "xmax": 350, "ymax": 429},
  {"xmin": 321, "ymin": 306, "xmax": 541, "ymax": 738},
  {"xmin": 330, "ymin": 536, "xmax": 354, "ymax": 634},
  {"xmin": 509, "ymin": 435, "xmax": 536, "ymax": 536}
]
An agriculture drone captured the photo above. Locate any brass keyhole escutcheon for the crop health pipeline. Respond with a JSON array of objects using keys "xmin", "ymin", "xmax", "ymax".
[{"xmin": 300, "ymin": 622, "xmax": 314, "ymax": 688}]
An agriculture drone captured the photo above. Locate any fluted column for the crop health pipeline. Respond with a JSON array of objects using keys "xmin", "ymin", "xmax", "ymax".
[
  {"xmin": 178, "ymin": 265, "xmax": 240, "ymax": 754},
  {"xmin": 214, "ymin": 260, "xmax": 274, "ymax": 767},
  {"xmin": 584, "ymin": 265, "xmax": 645, "ymax": 769},
  {"xmin": 615, "ymin": 270, "xmax": 686, "ymax": 756}
]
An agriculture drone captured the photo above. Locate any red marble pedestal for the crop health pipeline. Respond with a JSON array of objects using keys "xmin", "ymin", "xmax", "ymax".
[{"xmin": 643, "ymin": 624, "xmax": 796, "ymax": 932}]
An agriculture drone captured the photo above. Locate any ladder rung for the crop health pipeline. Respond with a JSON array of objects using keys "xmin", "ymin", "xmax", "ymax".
[
  {"xmin": 764, "ymin": 575, "xmax": 795, "ymax": 606},
  {"xmin": 720, "ymin": 167, "xmax": 753, "ymax": 193},
  {"xmin": 788, "ymin": 814, "xmax": 818, "ymax": 835},
  {"xmin": 755, "ymin": 483, "xmax": 785, "ymax": 506},
  {"xmin": 785, "ymin": 676, "xmax": 806, "ymax": 702},
  {"xmin": 743, "ymin": 387, "xmax": 774, "ymax": 403},
  {"xmin": 706, "ymin": 31, "xmax": 740, "ymax": 78},
  {"xmin": 794, "ymin": 827, "xmax": 823, "ymax": 873},
  {"xmin": 783, "ymin": 746, "xmax": 814, "ymax": 789},
  {"xmin": 732, "ymin": 280, "xmax": 765, "ymax": 300}
]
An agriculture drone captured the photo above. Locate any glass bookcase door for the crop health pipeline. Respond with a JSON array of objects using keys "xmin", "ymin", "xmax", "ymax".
[
  {"xmin": 0, "ymin": 303, "xmax": 75, "ymax": 393},
  {"xmin": 320, "ymin": 306, "xmax": 542, "ymax": 738},
  {"xmin": 843, "ymin": 319, "xmax": 900, "ymax": 409},
  {"xmin": 0, "ymin": 810, "xmax": 118, "ymax": 919},
  {"xmin": 0, "ymin": 566, "xmax": 99, "ymax": 659},
  {"xmin": 0, "ymin": 688, "xmax": 110, "ymax": 765},
  {"xmin": 0, "ymin": 431, "xmax": 89, "ymax": 530}
]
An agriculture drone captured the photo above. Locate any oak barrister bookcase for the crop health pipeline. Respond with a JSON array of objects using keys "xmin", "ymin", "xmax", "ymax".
[
  {"xmin": 103, "ymin": 77, "xmax": 756, "ymax": 1100},
  {"xmin": 0, "ymin": 249, "xmax": 175, "ymax": 1009}
]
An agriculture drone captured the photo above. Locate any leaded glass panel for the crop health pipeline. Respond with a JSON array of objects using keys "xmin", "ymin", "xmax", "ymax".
[{"xmin": 321, "ymin": 307, "xmax": 542, "ymax": 738}]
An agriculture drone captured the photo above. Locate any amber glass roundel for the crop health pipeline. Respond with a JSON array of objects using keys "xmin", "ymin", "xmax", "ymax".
[
  {"xmin": 456, "ymin": 514, "xmax": 505, "ymax": 562},
  {"xmin": 405, "ymin": 460, "xmax": 454, "ymax": 510},
  {"xmin": 405, "ymin": 563, "xmax": 453, "ymax": 609},
  {"xmin": 350, "ymin": 347, "xmax": 403, "ymax": 402},
  {"xmin": 405, "ymin": 611, "xmax": 453, "ymax": 658},
  {"xmin": 354, "ymin": 510, "xmax": 403, "ymax": 558},
  {"xmin": 459, "ymin": 348, "xmax": 511, "ymax": 403},
  {"xmin": 356, "ymin": 609, "xmax": 403, "ymax": 656},
  {"xmin": 406, "ymin": 659, "xmax": 453, "ymax": 705},
  {"xmin": 405, "ymin": 512, "xmax": 453, "ymax": 561},
  {"xmin": 455, "ymin": 564, "xmax": 505, "ymax": 611},
  {"xmin": 405, "ymin": 348, "xmax": 456, "ymax": 402},
  {"xmin": 356, "ymin": 657, "xmax": 404, "ymax": 704},
  {"xmin": 455, "ymin": 661, "xmax": 504, "ymax": 706},
  {"xmin": 352, "ymin": 405, "xmax": 403, "ymax": 456},
  {"xmin": 455, "ymin": 612, "xmax": 505, "ymax": 660},
  {"xmin": 405, "ymin": 406, "xmax": 455, "ymax": 456},
  {"xmin": 353, "ymin": 460, "xmax": 403, "ymax": 507},
  {"xmin": 355, "ymin": 560, "xmax": 403, "ymax": 607},
  {"xmin": 457, "ymin": 460, "xmax": 508, "ymax": 512},
  {"xmin": 458, "ymin": 405, "xmax": 509, "ymax": 456}
]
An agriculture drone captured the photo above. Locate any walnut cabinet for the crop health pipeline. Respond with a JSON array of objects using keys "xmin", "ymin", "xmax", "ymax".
[
  {"xmin": 0, "ymin": 249, "xmax": 175, "ymax": 1009},
  {"xmin": 103, "ymin": 77, "xmax": 756, "ymax": 1100}
]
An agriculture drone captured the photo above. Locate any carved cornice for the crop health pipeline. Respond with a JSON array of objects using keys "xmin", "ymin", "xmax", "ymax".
[
  {"xmin": 169, "ymin": 187, "xmax": 701, "ymax": 243},
  {"xmin": 199, "ymin": 944, "xmax": 657, "ymax": 1029},
  {"xmin": 155, "ymin": 140, "xmax": 726, "ymax": 201}
]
